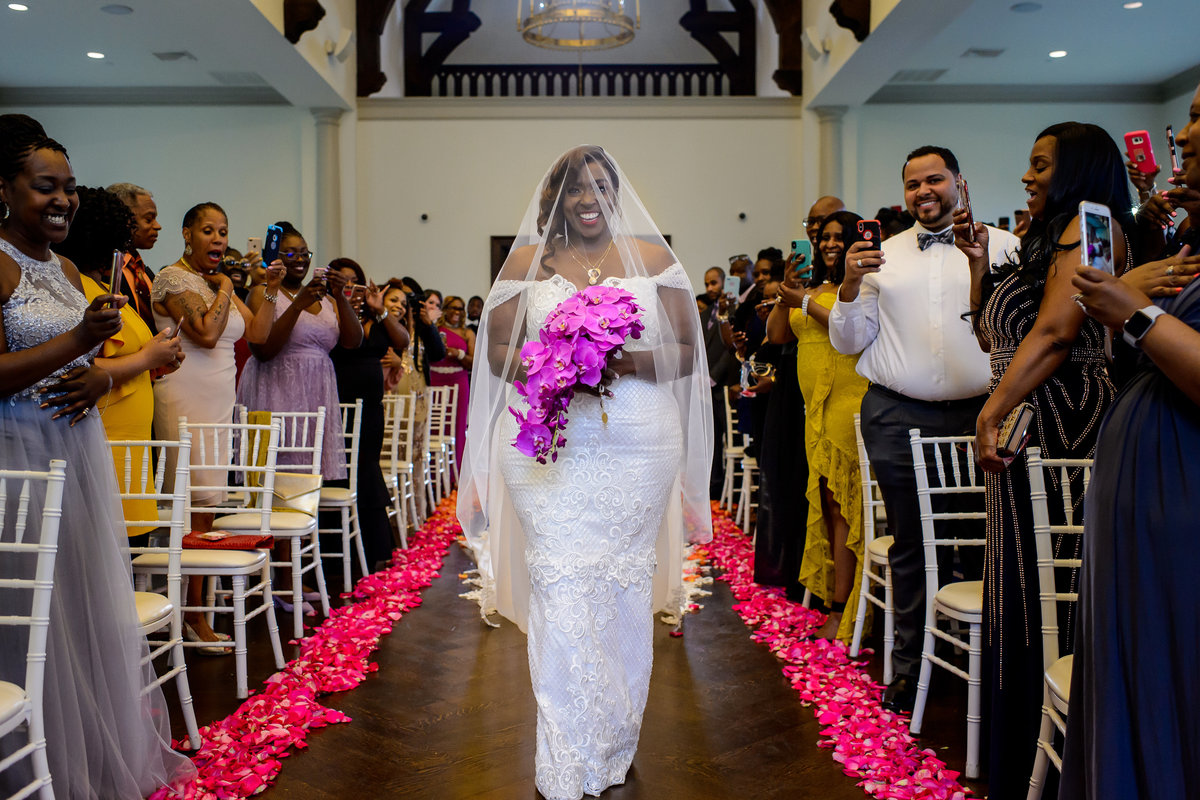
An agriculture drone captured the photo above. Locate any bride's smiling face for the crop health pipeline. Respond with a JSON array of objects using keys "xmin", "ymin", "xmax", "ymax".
[{"xmin": 563, "ymin": 160, "xmax": 616, "ymax": 243}]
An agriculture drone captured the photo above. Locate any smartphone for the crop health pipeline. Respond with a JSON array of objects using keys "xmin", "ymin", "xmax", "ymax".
[
  {"xmin": 998, "ymin": 216, "xmax": 1011, "ymax": 231},
  {"xmin": 312, "ymin": 265, "xmax": 328, "ymax": 285},
  {"xmin": 857, "ymin": 219, "xmax": 882, "ymax": 247},
  {"xmin": 246, "ymin": 236, "xmax": 263, "ymax": 256},
  {"xmin": 790, "ymin": 240, "xmax": 813, "ymax": 277},
  {"xmin": 1124, "ymin": 130, "xmax": 1158, "ymax": 174},
  {"xmin": 1079, "ymin": 201, "xmax": 1115, "ymax": 275},
  {"xmin": 261, "ymin": 224, "xmax": 283, "ymax": 266},
  {"xmin": 957, "ymin": 176, "xmax": 976, "ymax": 243},
  {"xmin": 1167, "ymin": 125, "xmax": 1181, "ymax": 174},
  {"xmin": 723, "ymin": 275, "xmax": 740, "ymax": 298},
  {"xmin": 108, "ymin": 249, "xmax": 124, "ymax": 300}
]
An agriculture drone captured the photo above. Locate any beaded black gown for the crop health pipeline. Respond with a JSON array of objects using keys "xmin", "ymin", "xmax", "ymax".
[{"xmin": 978, "ymin": 270, "xmax": 1114, "ymax": 797}]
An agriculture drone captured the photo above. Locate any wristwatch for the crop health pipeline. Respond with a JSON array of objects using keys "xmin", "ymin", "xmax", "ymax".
[
  {"xmin": 375, "ymin": 310, "xmax": 388, "ymax": 324},
  {"xmin": 1121, "ymin": 305, "xmax": 1166, "ymax": 348}
]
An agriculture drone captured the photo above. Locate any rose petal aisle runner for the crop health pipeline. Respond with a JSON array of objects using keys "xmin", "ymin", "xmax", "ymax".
[
  {"xmin": 706, "ymin": 502, "xmax": 972, "ymax": 800},
  {"xmin": 151, "ymin": 494, "xmax": 463, "ymax": 800}
]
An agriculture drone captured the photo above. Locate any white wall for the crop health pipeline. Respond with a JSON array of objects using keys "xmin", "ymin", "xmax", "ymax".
[
  {"xmin": 2, "ymin": 104, "xmax": 319, "ymax": 267},
  {"xmin": 354, "ymin": 104, "xmax": 807, "ymax": 300},
  {"xmin": 849, "ymin": 100, "xmax": 1172, "ymax": 226}
]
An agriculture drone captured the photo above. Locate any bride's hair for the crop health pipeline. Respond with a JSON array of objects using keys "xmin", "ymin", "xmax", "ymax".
[{"xmin": 536, "ymin": 145, "xmax": 620, "ymax": 272}]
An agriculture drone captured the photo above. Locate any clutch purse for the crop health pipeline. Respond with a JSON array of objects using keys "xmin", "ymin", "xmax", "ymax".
[
  {"xmin": 271, "ymin": 471, "xmax": 323, "ymax": 517},
  {"xmin": 997, "ymin": 402, "xmax": 1036, "ymax": 459}
]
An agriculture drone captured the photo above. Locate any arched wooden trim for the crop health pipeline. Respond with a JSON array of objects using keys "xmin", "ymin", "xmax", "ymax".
[
  {"xmin": 403, "ymin": 0, "xmax": 481, "ymax": 97},
  {"xmin": 357, "ymin": 0, "xmax": 398, "ymax": 96},
  {"xmin": 284, "ymin": 0, "xmax": 327, "ymax": 45},
  {"xmin": 679, "ymin": 0, "xmax": 756, "ymax": 96}
]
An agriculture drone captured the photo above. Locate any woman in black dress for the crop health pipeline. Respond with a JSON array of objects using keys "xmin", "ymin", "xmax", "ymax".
[
  {"xmin": 329, "ymin": 258, "xmax": 410, "ymax": 569},
  {"xmin": 1058, "ymin": 82, "xmax": 1200, "ymax": 800},
  {"xmin": 954, "ymin": 122, "xmax": 1131, "ymax": 796}
]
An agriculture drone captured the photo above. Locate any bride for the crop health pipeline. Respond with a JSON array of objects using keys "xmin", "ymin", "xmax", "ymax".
[{"xmin": 458, "ymin": 145, "xmax": 712, "ymax": 799}]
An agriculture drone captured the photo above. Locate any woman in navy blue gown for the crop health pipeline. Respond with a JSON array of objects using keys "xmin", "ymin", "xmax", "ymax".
[{"xmin": 1059, "ymin": 81, "xmax": 1200, "ymax": 798}]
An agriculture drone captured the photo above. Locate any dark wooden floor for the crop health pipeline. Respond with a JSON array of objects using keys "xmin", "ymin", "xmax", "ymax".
[{"xmin": 170, "ymin": 544, "xmax": 989, "ymax": 799}]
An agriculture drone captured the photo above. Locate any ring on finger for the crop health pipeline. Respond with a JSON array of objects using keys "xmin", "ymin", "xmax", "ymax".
[
  {"xmin": 857, "ymin": 259, "xmax": 863, "ymax": 268},
  {"xmin": 1166, "ymin": 265, "xmax": 1176, "ymax": 276},
  {"xmin": 81, "ymin": 407, "xmax": 90, "ymax": 417},
  {"xmin": 1071, "ymin": 293, "xmax": 1087, "ymax": 312}
]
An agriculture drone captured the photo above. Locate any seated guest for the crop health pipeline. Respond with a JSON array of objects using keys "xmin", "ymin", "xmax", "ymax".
[
  {"xmin": 954, "ymin": 122, "xmax": 1131, "ymax": 797},
  {"xmin": 108, "ymin": 181, "xmax": 163, "ymax": 333},
  {"xmin": 1059, "ymin": 84, "xmax": 1200, "ymax": 800}
]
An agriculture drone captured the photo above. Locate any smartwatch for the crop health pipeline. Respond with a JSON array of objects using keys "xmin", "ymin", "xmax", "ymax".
[{"xmin": 1121, "ymin": 305, "xmax": 1167, "ymax": 348}]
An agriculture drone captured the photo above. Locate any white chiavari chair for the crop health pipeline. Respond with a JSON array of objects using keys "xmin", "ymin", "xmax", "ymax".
[
  {"xmin": 319, "ymin": 400, "xmax": 370, "ymax": 592},
  {"xmin": 849, "ymin": 413, "xmax": 894, "ymax": 685},
  {"xmin": 907, "ymin": 428, "xmax": 987, "ymax": 780},
  {"xmin": 0, "ymin": 459, "xmax": 66, "ymax": 800},
  {"xmin": 113, "ymin": 435, "xmax": 202, "ymax": 749}
]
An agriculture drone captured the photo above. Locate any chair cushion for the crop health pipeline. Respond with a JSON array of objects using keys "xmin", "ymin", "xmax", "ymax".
[
  {"xmin": 134, "ymin": 591, "xmax": 173, "ymax": 629},
  {"xmin": 1046, "ymin": 654, "xmax": 1073, "ymax": 707},
  {"xmin": 213, "ymin": 511, "xmax": 316, "ymax": 534},
  {"xmin": 134, "ymin": 549, "xmax": 268, "ymax": 572},
  {"xmin": 868, "ymin": 534, "xmax": 894, "ymax": 560},
  {"xmin": 319, "ymin": 487, "xmax": 354, "ymax": 504},
  {"xmin": 935, "ymin": 579, "xmax": 983, "ymax": 617},
  {"xmin": 0, "ymin": 682, "xmax": 28, "ymax": 727}
]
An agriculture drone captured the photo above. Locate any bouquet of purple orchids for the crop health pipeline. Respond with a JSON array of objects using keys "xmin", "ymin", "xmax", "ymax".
[{"xmin": 509, "ymin": 285, "xmax": 645, "ymax": 463}]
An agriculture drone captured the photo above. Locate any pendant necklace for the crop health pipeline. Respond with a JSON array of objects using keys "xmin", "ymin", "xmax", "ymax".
[{"xmin": 566, "ymin": 237, "xmax": 615, "ymax": 285}]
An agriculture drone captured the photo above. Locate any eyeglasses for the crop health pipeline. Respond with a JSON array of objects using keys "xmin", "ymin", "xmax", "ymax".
[
  {"xmin": 803, "ymin": 217, "xmax": 825, "ymax": 227},
  {"xmin": 221, "ymin": 257, "xmax": 249, "ymax": 269},
  {"xmin": 282, "ymin": 250, "xmax": 312, "ymax": 261},
  {"xmin": 728, "ymin": 254, "xmax": 748, "ymax": 265}
]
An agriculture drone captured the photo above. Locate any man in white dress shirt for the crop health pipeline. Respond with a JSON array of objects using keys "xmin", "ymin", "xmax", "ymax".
[{"xmin": 828, "ymin": 146, "xmax": 1019, "ymax": 711}]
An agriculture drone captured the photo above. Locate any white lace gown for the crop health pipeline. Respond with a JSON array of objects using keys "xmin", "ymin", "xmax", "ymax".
[{"xmin": 498, "ymin": 272, "xmax": 683, "ymax": 800}]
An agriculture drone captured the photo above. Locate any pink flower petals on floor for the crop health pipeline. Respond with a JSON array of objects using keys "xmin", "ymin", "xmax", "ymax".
[
  {"xmin": 151, "ymin": 495, "xmax": 462, "ymax": 800},
  {"xmin": 706, "ymin": 503, "xmax": 970, "ymax": 800}
]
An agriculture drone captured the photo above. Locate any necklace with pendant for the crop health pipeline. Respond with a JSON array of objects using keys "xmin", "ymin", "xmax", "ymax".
[{"xmin": 566, "ymin": 237, "xmax": 615, "ymax": 285}]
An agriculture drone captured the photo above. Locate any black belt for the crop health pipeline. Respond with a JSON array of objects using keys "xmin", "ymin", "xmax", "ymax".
[{"xmin": 867, "ymin": 382, "xmax": 987, "ymax": 410}]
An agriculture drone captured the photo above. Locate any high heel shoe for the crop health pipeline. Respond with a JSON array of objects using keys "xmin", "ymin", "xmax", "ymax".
[
  {"xmin": 273, "ymin": 595, "xmax": 317, "ymax": 616},
  {"xmin": 183, "ymin": 622, "xmax": 233, "ymax": 656}
]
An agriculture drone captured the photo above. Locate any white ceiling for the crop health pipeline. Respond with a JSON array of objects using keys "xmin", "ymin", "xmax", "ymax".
[{"xmin": 0, "ymin": 0, "xmax": 1197, "ymax": 106}]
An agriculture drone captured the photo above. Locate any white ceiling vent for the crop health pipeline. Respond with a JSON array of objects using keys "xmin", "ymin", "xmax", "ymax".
[
  {"xmin": 153, "ymin": 51, "xmax": 197, "ymax": 62},
  {"xmin": 888, "ymin": 68, "xmax": 948, "ymax": 83},
  {"xmin": 209, "ymin": 71, "xmax": 269, "ymax": 86},
  {"xmin": 961, "ymin": 48, "xmax": 1005, "ymax": 58}
]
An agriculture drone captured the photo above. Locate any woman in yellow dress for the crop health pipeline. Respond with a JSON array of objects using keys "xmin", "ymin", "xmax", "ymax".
[
  {"xmin": 53, "ymin": 186, "xmax": 184, "ymax": 544},
  {"xmin": 768, "ymin": 210, "xmax": 869, "ymax": 641}
]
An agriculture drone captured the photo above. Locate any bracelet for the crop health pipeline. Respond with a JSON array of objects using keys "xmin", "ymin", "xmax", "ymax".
[
  {"xmin": 376, "ymin": 310, "xmax": 388, "ymax": 324},
  {"xmin": 263, "ymin": 292, "xmax": 278, "ymax": 303},
  {"xmin": 800, "ymin": 295, "xmax": 811, "ymax": 316},
  {"xmin": 717, "ymin": 314, "xmax": 730, "ymax": 323}
]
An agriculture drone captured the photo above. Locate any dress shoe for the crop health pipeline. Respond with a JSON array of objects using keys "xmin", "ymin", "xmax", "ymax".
[
  {"xmin": 882, "ymin": 676, "xmax": 917, "ymax": 713},
  {"xmin": 183, "ymin": 622, "xmax": 233, "ymax": 656}
]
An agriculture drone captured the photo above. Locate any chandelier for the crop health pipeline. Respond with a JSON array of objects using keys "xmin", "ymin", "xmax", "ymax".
[{"xmin": 518, "ymin": 0, "xmax": 641, "ymax": 51}]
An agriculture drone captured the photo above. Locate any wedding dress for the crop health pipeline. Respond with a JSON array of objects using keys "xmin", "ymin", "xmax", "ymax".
[{"xmin": 458, "ymin": 146, "xmax": 712, "ymax": 800}]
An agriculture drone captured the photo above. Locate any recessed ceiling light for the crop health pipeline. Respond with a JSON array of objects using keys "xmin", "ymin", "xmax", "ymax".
[
  {"xmin": 7, "ymin": 3, "xmax": 30, "ymax": 10},
  {"xmin": 1048, "ymin": 50, "xmax": 1068, "ymax": 58},
  {"xmin": 1010, "ymin": 2, "xmax": 1042, "ymax": 11},
  {"xmin": 100, "ymin": 4, "xmax": 133, "ymax": 13},
  {"xmin": 87, "ymin": 51, "xmax": 106, "ymax": 59},
  {"xmin": 1123, "ymin": 2, "xmax": 1143, "ymax": 8}
]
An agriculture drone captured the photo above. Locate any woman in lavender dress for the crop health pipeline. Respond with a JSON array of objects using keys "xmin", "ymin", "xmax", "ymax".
[{"xmin": 236, "ymin": 223, "xmax": 362, "ymax": 480}]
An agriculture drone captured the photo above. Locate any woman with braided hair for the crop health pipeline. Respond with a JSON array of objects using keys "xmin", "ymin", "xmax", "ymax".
[{"xmin": 0, "ymin": 114, "xmax": 195, "ymax": 797}]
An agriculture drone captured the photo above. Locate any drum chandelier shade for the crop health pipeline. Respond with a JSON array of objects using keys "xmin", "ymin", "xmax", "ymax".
[{"xmin": 518, "ymin": 0, "xmax": 641, "ymax": 51}]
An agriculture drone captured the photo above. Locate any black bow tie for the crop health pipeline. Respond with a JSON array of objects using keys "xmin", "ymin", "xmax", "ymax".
[{"xmin": 917, "ymin": 230, "xmax": 955, "ymax": 250}]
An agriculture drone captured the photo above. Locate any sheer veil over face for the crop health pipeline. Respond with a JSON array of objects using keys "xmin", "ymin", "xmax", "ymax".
[{"xmin": 457, "ymin": 145, "xmax": 713, "ymax": 628}]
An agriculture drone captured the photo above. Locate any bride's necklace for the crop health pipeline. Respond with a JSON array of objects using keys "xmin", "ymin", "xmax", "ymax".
[{"xmin": 565, "ymin": 237, "xmax": 614, "ymax": 285}]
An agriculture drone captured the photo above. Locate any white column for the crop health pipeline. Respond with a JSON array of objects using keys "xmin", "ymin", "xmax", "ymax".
[
  {"xmin": 312, "ymin": 107, "xmax": 344, "ymax": 258},
  {"xmin": 813, "ymin": 105, "xmax": 847, "ymax": 199}
]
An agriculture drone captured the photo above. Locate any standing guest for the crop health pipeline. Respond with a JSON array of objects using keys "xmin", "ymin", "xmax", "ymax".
[
  {"xmin": 1059, "ymin": 88, "xmax": 1200, "ymax": 797},
  {"xmin": 328, "ymin": 259, "xmax": 410, "ymax": 569},
  {"xmin": 413, "ymin": 288, "xmax": 447, "ymax": 383},
  {"xmin": 237, "ymin": 222, "xmax": 361, "ymax": 481},
  {"xmin": 955, "ymin": 123, "xmax": 1132, "ymax": 795},
  {"xmin": 754, "ymin": 196, "xmax": 842, "ymax": 597},
  {"xmin": 108, "ymin": 181, "xmax": 162, "ymax": 333},
  {"xmin": 151, "ymin": 201, "xmax": 282, "ymax": 645},
  {"xmin": 777, "ymin": 211, "xmax": 871, "ymax": 642},
  {"xmin": 829, "ymin": 146, "xmax": 1020, "ymax": 712},
  {"xmin": 430, "ymin": 294, "xmax": 473, "ymax": 473},
  {"xmin": 466, "ymin": 294, "xmax": 483, "ymax": 334},
  {"xmin": 701, "ymin": 265, "xmax": 740, "ymax": 500},
  {"xmin": 0, "ymin": 112, "xmax": 196, "ymax": 799},
  {"xmin": 52, "ymin": 186, "xmax": 184, "ymax": 546}
]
